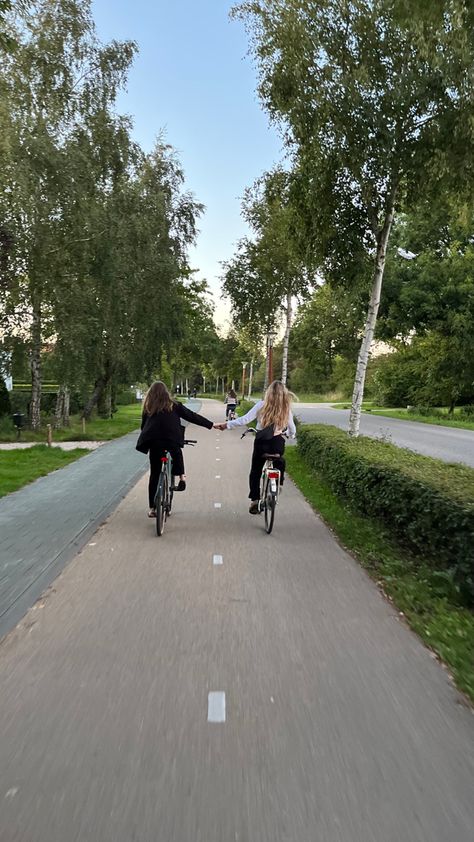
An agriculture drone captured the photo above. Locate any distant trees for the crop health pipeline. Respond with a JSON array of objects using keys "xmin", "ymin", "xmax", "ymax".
[
  {"xmin": 233, "ymin": 0, "xmax": 474, "ymax": 431},
  {"xmin": 0, "ymin": 0, "xmax": 213, "ymax": 427}
]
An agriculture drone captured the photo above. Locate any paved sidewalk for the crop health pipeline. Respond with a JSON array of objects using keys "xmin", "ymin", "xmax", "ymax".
[
  {"xmin": 0, "ymin": 398, "xmax": 473, "ymax": 842},
  {"xmin": 0, "ymin": 430, "xmax": 146, "ymax": 638}
]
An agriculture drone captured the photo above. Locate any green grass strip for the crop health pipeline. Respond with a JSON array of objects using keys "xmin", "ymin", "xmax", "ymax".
[
  {"xmin": 286, "ymin": 448, "xmax": 474, "ymax": 703},
  {"xmin": 0, "ymin": 446, "xmax": 88, "ymax": 497}
]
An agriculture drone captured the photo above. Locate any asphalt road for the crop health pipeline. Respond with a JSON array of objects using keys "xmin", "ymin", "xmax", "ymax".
[
  {"xmin": 294, "ymin": 403, "xmax": 474, "ymax": 467},
  {"xmin": 1, "ymin": 399, "xmax": 473, "ymax": 842}
]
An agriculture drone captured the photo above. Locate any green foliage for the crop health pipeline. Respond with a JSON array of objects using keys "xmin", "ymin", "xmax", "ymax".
[
  {"xmin": 297, "ymin": 425, "xmax": 474, "ymax": 605},
  {"xmin": 0, "ymin": 445, "xmax": 87, "ymax": 497}
]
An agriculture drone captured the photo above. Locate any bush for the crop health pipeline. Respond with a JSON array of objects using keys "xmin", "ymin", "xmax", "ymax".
[
  {"xmin": 297, "ymin": 424, "xmax": 474, "ymax": 604},
  {"xmin": 115, "ymin": 388, "xmax": 136, "ymax": 406},
  {"xmin": 407, "ymin": 405, "xmax": 443, "ymax": 417},
  {"xmin": 459, "ymin": 405, "xmax": 474, "ymax": 418}
]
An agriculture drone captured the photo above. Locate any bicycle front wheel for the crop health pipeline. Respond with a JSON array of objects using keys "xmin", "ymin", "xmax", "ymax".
[
  {"xmin": 155, "ymin": 473, "xmax": 168, "ymax": 536},
  {"xmin": 264, "ymin": 478, "xmax": 276, "ymax": 534}
]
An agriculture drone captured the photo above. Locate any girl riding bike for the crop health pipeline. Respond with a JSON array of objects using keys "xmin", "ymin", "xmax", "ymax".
[
  {"xmin": 136, "ymin": 381, "xmax": 213, "ymax": 518},
  {"xmin": 215, "ymin": 381, "xmax": 296, "ymax": 514}
]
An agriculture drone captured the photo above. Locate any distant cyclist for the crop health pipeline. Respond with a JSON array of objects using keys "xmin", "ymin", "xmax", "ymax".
[
  {"xmin": 224, "ymin": 388, "xmax": 237, "ymax": 419},
  {"xmin": 136, "ymin": 381, "xmax": 213, "ymax": 518},
  {"xmin": 215, "ymin": 380, "xmax": 296, "ymax": 514}
]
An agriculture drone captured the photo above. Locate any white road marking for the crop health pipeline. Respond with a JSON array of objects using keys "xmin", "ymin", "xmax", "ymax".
[
  {"xmin": 213, "ymin": 554, "xmax": 223, "ymax": 566},
  {"xmin": 88, "ymin": 542, "xmax": 96, "ymax": 546},
  {"xmin": 214, "ymin": 503, "xmax": 222, "ymax": 509},
  {"xmin": 4, "ymin": 788, "xmax": 18, "ymax": 799},
  {"xmin": 216, "ymin": 458, "xmax": 221, "ymax": 461},
  {"xmin": 216, "ymin": 446, "xmax": 220, "ymax": 450},
  {"xmin": 208, "ymin": 692, "xmax": 226, "ymax": 722},
  {"xmin": 215, "ymin": 475, "xmax": 221, "ymax": 479}
]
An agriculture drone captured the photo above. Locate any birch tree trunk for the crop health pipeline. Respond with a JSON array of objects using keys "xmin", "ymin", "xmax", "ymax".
[
  {"xmin": 281, "ymin": 291, "xmax": 292, "ymax": 386},
  {"xmin": 349, "ymin": 206, "xmax": 395, "ymax": 437},
  {"xmin": 29, "ymin": 294, "xmax": 42, "ymax": 430},
  {"xmin": 247, "ymin": 358, "xmax": 253, "ymax": 399},
  {"xmin": 54, "ymin": 385, "xmax": 70, "ymax": 428}
]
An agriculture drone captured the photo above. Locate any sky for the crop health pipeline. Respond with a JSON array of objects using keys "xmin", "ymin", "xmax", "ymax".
[{"xmin": 91, "ymin": 0, "xmax": 283, "ymax": 329}]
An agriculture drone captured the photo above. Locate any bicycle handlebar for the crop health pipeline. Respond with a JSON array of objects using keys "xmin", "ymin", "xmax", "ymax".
[{"xmin": 240, "ymin": 427, "xmax": 291, "ymax": 440}]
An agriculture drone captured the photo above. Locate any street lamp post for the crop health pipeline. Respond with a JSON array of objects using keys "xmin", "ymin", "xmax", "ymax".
[{"xmin": 241, "ymin": 362, "xmax": 248, "ymax": 400}]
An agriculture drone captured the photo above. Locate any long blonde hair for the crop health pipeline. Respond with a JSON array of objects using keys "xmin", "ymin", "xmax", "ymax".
[
  {"xmin": 143, "ymin": 381, "xmax": 173, "ymax": 415},
  {"xmin": 259, "ymin": 381, "xmax": 293, "ymax": 430}
]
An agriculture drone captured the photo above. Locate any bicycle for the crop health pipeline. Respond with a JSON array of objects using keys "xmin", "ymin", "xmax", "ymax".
[
  {"xmin": 227, "ymin": 405, "xmax": 237, "ymax": 421},
  {"xmin": 154, "ymin": 439, "xmax": 197, "ymax": 536},
  {"xmin": 241, "ymin": 428, "xmax": 284, "ymax": 534}
]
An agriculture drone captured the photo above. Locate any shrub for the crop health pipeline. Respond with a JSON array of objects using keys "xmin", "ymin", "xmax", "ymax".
[
  {"xmin": 297, "ymin": 424, "xmax": 474, "ymax": 604},
  {"xmin": 115, "ymin": 388, "xmax": 136, "ymax": 406},
  {"xmin": 407, "ymin": 405, "xmax": 443, "ymax": 417},
  {"xmin": 459, "ymin": 405, "xmax": 474, "ymax": 418}
]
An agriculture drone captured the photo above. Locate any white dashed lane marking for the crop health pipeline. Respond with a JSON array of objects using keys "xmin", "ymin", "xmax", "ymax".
[
  {"xmin": 208, "ymin": 692, "xmax": 226, "ymax": 723},
  {"xmin": 213, "ymin": 554, "xmax": 223, "ymax": 566},
  {"xmin": 214, "ymin": 503, "xmax": 222, "ymax": 509}
]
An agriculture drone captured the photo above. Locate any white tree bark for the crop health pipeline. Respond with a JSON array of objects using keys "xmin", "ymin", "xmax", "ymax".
[
  {"xmin": 54, "ymin": 385, "xmax": 70, "ymax": 429},
  {"xmin": 29, "ymin": 297, "xmax": 42, "ymax": 431},
  {"xmin": 281, "ymin": 291, "xmax": 292, "ymax": 386},
  {"xmin": 349, "ymin": 206, "xmax": 395, "ymax": 436}
]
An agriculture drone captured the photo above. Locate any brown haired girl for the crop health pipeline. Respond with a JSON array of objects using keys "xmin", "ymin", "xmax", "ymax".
[
  {"xmin": 136, "ymin": 381, "xmax": 213, "ymax": 517},
  {"xmin": 215, "ymin": 380, "xmax": 296, "ymax": 513}
]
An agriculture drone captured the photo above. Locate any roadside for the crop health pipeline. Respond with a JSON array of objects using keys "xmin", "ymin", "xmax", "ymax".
[
  {"xmin": 0, "ymin": 430, "xmax": 146, "ymax": 638},
  {"xmin": 333, "ymin": 402, "xmax": 474, "ymax": 431},
  {"xmin": 0, "ymin": 446, "xmax": 89, "ymax": 498},
  {"xmin": 286, "ymin": 447, "xmax": 474, "ymax": 702},
  {"xmin": 0, "ymin": 404, "xmax": 142, "ymax": 443}
]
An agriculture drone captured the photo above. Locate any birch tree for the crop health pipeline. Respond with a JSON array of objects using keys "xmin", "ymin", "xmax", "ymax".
[
  {"xmin": 243, "ymin": 168, "xmax": 311, "ymax": 385},
  {"xmin": 234, "ymin": 0, "xmax": 474, "ymax": 434},
  {"xmin": 0, "ymin": 0, "xmax": 136, "ymax": 428}
]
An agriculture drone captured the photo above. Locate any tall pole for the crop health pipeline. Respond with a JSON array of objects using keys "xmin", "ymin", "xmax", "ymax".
[
  {"xmin": 247, "ymin": 358, "xmax": 253, "ymax": 399},
  {"xmin": 241, "ymin": 362, "xmax": 248, "ymax": 401},
  {"xmin": 268, "ymin": 335, "xmax": 274, "ymax": 386}
]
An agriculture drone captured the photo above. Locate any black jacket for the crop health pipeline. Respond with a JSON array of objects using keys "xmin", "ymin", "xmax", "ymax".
[{"xmin": 136, "ymin": 401, "xmax": 213, "ymax": 454}]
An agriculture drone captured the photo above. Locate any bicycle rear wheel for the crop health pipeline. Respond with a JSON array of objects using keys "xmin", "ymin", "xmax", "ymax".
[
  {"xmin": 264, "ymin": 477, "xmax": 276, "ymax": 534},
  {"xmin": 155, "ymin": 473, "xmax": 168, "ymax": 536}
]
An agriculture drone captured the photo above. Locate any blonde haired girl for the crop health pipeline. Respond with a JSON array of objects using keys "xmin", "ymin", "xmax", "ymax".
[{"xmin": 215, "ymin": 381, "xmax": 296, "ymax": 513}]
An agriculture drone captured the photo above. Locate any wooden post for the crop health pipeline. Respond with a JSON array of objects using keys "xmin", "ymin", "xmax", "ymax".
[{"xmin": 46, "ymin": 424, "xmax": 52, "ymax": 447}]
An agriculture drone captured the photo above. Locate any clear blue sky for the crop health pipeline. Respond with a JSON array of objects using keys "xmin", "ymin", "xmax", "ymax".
[{"xmin": 91, "ymin": 0, "xmax": 283, "ymax": 327}]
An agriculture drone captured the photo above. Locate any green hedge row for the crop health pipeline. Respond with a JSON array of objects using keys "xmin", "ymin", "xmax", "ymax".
[{"xmin": 297, "ymin": 425, "xmax": 474, "ymax": 605}]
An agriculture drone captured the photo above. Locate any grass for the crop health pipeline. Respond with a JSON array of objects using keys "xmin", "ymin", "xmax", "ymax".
[
  {"xmin": 0, "ymin": 445, "xmax": 88, "ymax": 497},
  {"xmin": 0, "ymin": 404, "xmax": 143, "ymax": 443},
  {"xmin": 286, "ymin": 447, "xmax": 474, "ymax": 703},
  {"xmin": 333, "ymin": 403, "xmax": 474, "ymax": 431}
]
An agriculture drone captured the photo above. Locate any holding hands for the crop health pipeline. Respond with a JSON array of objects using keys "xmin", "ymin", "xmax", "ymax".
[{"xmin": 213, "ymin": 422, "xmax": 227, "ymax": 431}]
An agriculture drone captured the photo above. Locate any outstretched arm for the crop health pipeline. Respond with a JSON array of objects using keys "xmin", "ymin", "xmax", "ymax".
[
  {"xmin": 225, "ymin": 401, "xmax": 262, "ymax": 429},
  {"xmin": 177, "ymin": 402, "xmax": 213, "ymax": 430}
]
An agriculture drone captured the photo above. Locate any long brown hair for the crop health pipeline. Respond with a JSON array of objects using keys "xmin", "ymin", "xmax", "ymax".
[
  {"xmin": 259, "ymin": 381, "xmax": 293, "ymax": 430},
  {"xmin": 143, "ymin": 381, "xmax": 174, "ymax": 415}
]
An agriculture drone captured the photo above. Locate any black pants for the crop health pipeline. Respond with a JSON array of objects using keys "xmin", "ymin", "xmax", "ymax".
[
  {"xmin": 148, "ymin": 442, "xmax": 184, "ymax": 508},
  {"xmin": 249, "ymin": 434, "xmax": 285, "ymax": 500},
  {"xmin": 226, "ymin": 404, "xmax": 237, "ymax": 418}
]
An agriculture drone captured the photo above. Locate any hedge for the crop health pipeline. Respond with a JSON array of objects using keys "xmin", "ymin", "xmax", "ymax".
[{"xmin": 297, "ymin": 425, "xmax": 474, "ymax": 605}]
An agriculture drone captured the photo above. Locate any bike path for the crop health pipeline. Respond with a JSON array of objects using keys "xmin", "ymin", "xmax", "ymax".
[{"xmin": 0, "ymin": 399, "xmax": 473, "ymax": 841}]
